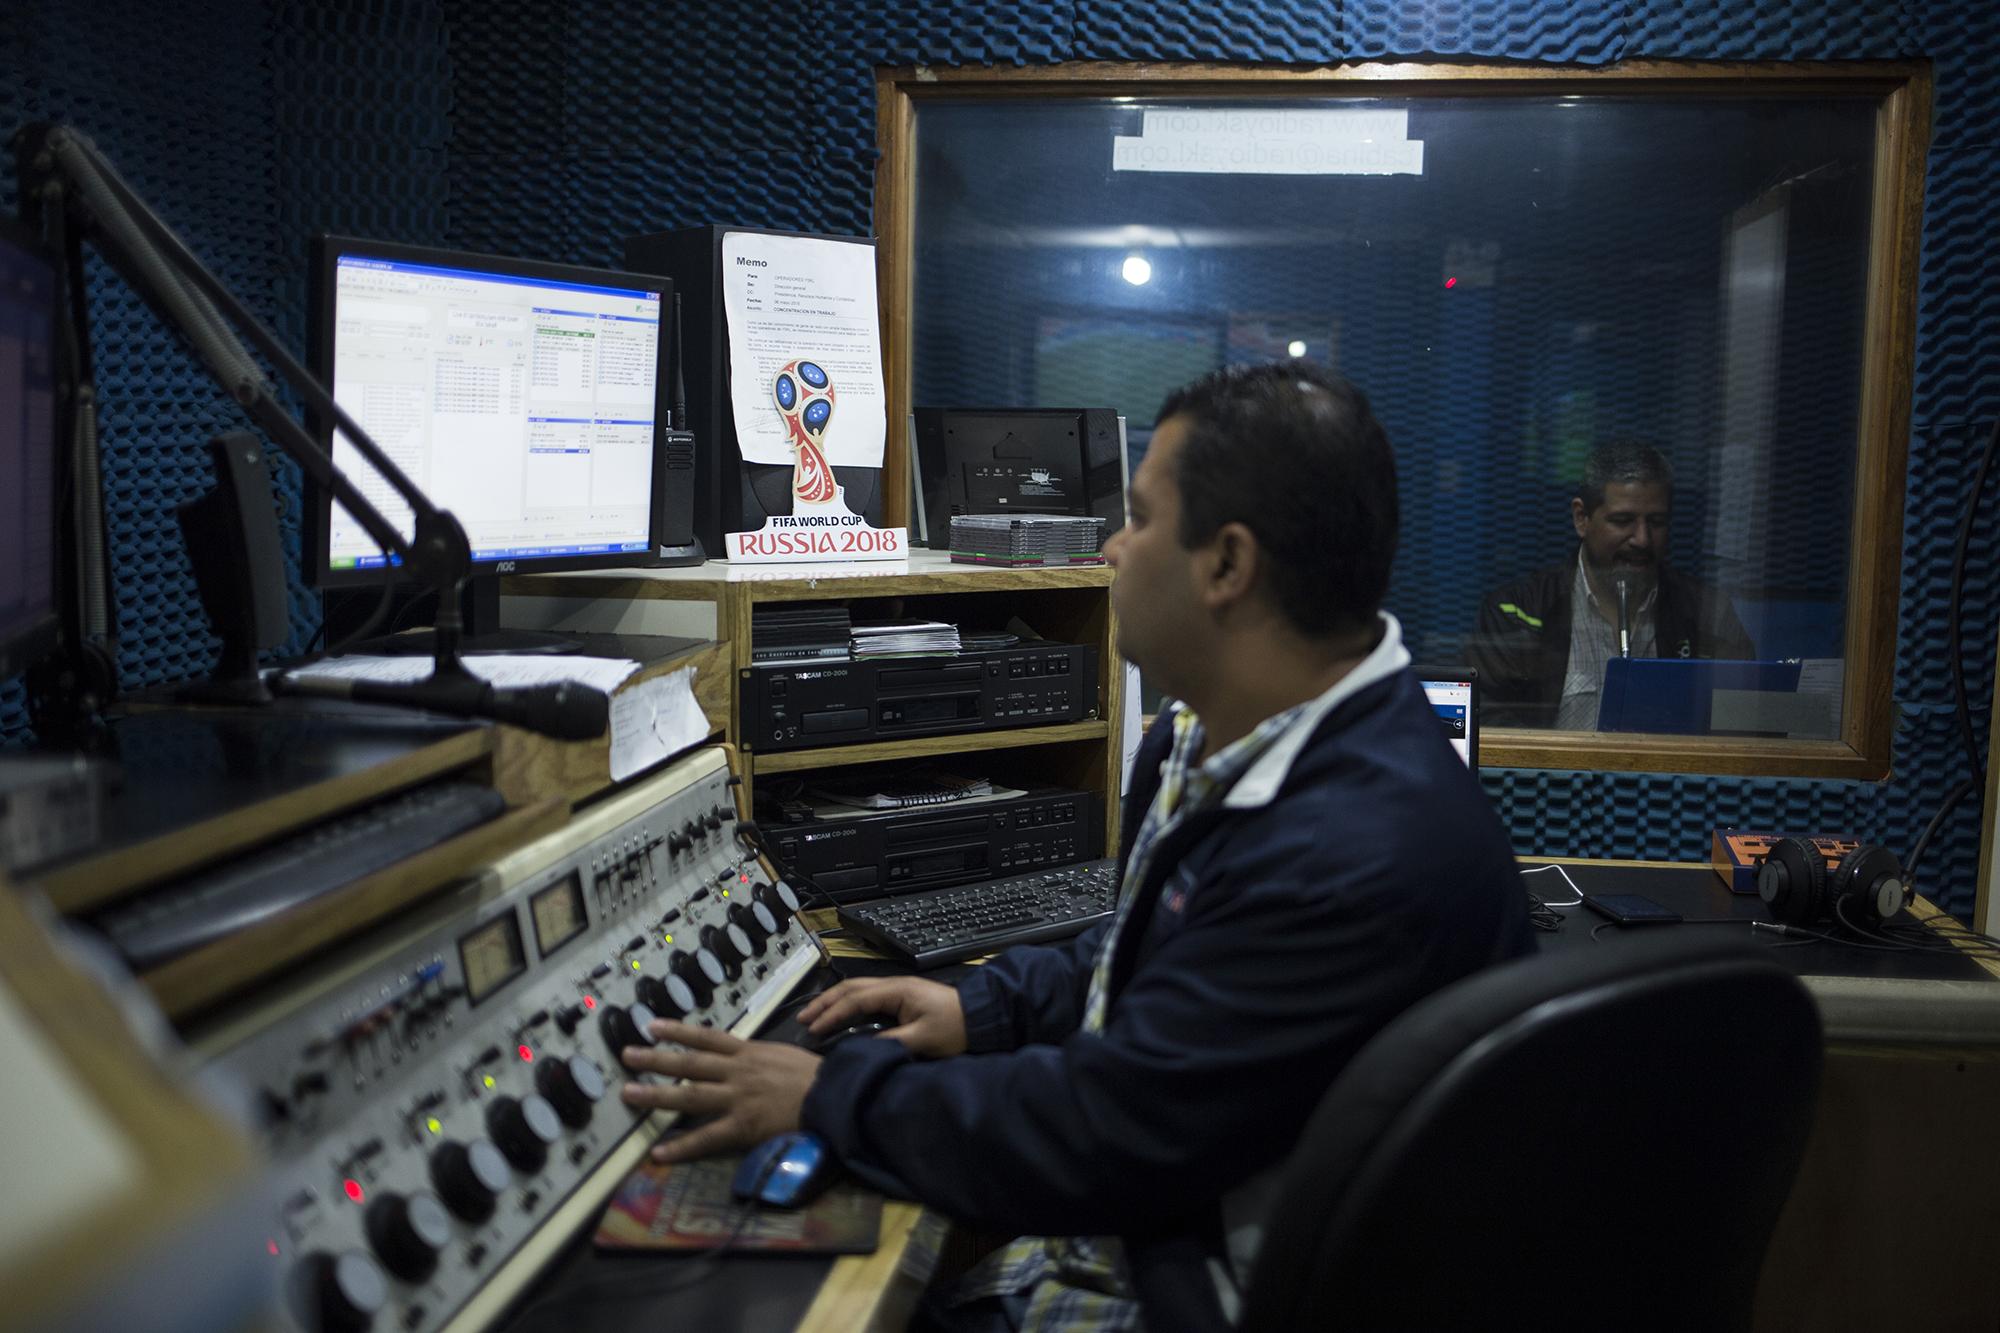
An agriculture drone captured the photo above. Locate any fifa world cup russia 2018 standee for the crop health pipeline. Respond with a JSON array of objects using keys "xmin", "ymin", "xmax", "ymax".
[{"xmin": 725, "ymin": 358, "xmax": 908, "ymax": 563}]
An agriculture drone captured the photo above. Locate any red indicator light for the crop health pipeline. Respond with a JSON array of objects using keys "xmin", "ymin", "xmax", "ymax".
[
  {"xmin": 343, "ymin": 1179, "xmax": 364, "ymax": 1204},
  {"xmin": 518, "ymin": 1044, "xmax": 534, "ymax": 1062},
  {"xmin": 583, "ymin": 996, "xmax": 597, "ymax": 1009},
  {"xmin": 267, "ymin": 1239, "xmax": 280, "ymax": 1257},
  {"xmin": 1444, "ymin": 276, "xmax": 1457, "ymax": 288}
]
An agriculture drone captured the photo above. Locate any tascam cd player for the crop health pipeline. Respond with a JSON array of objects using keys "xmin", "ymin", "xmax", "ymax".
[
  {"xmin": 761, "ymin": 787, "xmax": 1105, "ymax": 903},
  {"xmin": 740, "ymin": 643, "xmax": 1098, "ymax": 752}
]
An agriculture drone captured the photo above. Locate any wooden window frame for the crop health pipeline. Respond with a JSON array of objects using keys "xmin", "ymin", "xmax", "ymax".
[{"xmin": 873, "ymin": 60, "xmax": 1929, "ymax": 780}]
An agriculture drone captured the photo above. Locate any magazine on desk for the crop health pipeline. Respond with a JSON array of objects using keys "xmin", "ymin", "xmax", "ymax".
[{"xmin": 595, "ymin": 1155, "xmax": 881, "ymax": 1254}]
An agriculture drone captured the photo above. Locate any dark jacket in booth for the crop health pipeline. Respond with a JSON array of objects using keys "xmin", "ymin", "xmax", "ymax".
[
  {"xmin": 1467, "ymin": 550, "xmax": 1757, "ymax": 730},
  {"xmin": 800, "ymin": 660, "xmax": 1533, "ymax": 1327}
]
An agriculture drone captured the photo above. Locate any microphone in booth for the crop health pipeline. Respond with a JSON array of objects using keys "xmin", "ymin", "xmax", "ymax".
[{"xmin": 1612, "ymin": 570, "xmax": 1633, "ymax": 659}]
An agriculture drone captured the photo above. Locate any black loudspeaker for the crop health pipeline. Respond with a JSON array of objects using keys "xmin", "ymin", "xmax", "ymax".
[
  {"xmin": 176, "ymin": 431, "xmax": 290, "ymax": 703},
  {"xmin": 1757, "ymin": 836, "xmax": 1909, "ymax": 930},
  {"xmin": 624, "ymin": 225, "xmax": 883, "ymax": 556}
]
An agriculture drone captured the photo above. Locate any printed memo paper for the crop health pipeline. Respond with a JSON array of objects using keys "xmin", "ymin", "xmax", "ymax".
[{"xmin": 720, "ymin": 230, "xmax": 887, "ymax": 470}]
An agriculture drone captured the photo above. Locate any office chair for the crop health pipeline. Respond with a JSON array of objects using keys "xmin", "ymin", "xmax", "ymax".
[{"xmin": 1240, "ymin": 932, "xmax": 1823, "ymax": 1333}]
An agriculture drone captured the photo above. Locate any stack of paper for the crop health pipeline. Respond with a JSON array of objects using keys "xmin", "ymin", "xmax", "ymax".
[{"xmin": 850, "ymin": 620, "xmax": 961, "ymax": 658}]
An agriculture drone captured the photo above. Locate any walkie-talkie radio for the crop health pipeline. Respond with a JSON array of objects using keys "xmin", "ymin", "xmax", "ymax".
[{"xmin": 655, "ymin": 292, "xmax": 705, "ymax": 565}]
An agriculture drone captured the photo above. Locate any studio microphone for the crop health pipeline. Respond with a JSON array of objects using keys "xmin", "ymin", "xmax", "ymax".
[
  {"xmin": 1612, "ymin": 570, "xmax": 1633, "ymax": 659},
  {"xmin": 275, "ymin": 671, "xmax": 610, "ymax": 740}
]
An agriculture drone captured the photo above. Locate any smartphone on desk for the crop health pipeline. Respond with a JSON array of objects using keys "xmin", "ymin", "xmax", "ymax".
[{"xmin": 1581, "ymin": 892, "xmax": 1683, "ymax": 925}]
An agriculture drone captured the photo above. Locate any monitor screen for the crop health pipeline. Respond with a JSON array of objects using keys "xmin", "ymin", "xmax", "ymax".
[
  {"xmin": 0, "ymin": 221, "xmax": 58, "ymax": 680},
  {"xmin": 310, "ymin": 237, "xmax": 670, "ymax": 585},
  {"xmin": 1414, "ymin": 665, "xmax": 1479, "ymax": 768}
]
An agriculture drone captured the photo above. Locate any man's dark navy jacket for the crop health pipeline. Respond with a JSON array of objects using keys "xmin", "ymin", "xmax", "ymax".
[{"xmin": 803, "ymin": 637, "xmax": 1532, "ymax": 1326}]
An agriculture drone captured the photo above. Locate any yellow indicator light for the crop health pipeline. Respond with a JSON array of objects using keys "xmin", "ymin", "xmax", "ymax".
[
  {"xmin": 630, "ymin": 959, "xmax": 641, "ymax": 971},
  {"xmin": 482, "ymin": 1075, "xmax": 495, "ymax": 1090},
  {"xmin": 721, "ymin": 889, "xmax": 729, "ymax": 898},
  {"xmin": 661, "ymin": 933, "xmax": 674, "ymax": 944},
  {"xmin": 425, "ymin": 1117, "xmax": 441, "ymax": 1135}
]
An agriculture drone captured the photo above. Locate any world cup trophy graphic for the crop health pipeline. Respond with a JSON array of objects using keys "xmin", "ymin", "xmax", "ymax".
[{"xmin": 773, "ymin": 359, "xmax": 839, "ymax": 508}]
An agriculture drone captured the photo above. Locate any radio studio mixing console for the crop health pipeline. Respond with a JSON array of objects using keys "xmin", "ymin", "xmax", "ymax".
[{"xmin": 192, "ymin": 748, "xmax": 816, "ymax": 1332}]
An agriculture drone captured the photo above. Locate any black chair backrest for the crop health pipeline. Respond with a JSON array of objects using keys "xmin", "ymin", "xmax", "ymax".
[{"xmin": 1241, "ymin": 932, "xmax": 1823, "ymax": 1333}]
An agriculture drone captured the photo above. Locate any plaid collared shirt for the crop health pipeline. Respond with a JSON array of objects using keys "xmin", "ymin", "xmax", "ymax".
[
  {"xmin": 948, "ymin": 699, "xmax": 1309, "ymax": 1331},
  {"xmin": 1558, "ymin": 548, "xmax": 1658, "ymax": 730}
]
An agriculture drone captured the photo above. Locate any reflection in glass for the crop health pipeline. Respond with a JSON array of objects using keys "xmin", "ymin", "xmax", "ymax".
[{"xmin": 912, "ymin": 95, "xmax": 1877, "ymax": 738}]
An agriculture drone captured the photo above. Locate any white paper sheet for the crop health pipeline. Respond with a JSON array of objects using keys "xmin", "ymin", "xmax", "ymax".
[
  {"xmin": 720, "ymin": 230, "xmax": 886, "ymax": 470},
  {"xmin": 288, "ymin": 653, "xmax": 641, "ymax": 695},
  {"xmin": 0, "ymin": 977, "xmax": 143, "ymax": 1265},
  {"xmin": 608, "ymin": 668, "xmax": 710, "ymax": 780}
]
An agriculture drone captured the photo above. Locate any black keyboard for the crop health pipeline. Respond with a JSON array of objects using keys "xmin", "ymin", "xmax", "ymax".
[
  {"xmin": 836, "ymin": 858, "xmax": 1121, "ymax": 968},
  {"xmin": 95, "ymin": 781, "xmax": 507, "ymax": 969}
]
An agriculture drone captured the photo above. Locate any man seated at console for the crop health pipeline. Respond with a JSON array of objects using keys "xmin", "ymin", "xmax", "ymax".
[
  {"xmin": 618, "ymin": 363, "xmax": 1532, "ymax": 1329},
  {"xmin": 1467, "ymin": 441, "xmax": 1756, "ymax": 730}
]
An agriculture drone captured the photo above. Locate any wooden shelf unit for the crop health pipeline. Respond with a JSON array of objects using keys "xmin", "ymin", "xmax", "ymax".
[{"xmin": 507, "ymin": 553, "xmax": 1125, "ymax": 843}]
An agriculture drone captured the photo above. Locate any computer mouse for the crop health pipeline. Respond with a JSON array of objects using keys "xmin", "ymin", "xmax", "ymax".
[
  {"xmin": 803, "ymin": 1015, "xmax": 893, "ymax": 1054},
  {"xmin": 732, "ymin": 1131, "xmax": 839, "ymax": 1208}
]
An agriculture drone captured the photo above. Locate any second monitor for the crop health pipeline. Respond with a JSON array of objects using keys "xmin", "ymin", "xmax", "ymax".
[
  {"xmin": 307, "ymin": 236, "xmax": 677, "ymax": 648},
  {"xmin": 910, "ymin": 407, "xmax": 1126, "ymax": 549}
]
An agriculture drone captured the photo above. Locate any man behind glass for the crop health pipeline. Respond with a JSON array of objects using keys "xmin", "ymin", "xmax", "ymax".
[{"xmin": 1468, "ymin": 441, "xmax": 1755, "ymax": 730}]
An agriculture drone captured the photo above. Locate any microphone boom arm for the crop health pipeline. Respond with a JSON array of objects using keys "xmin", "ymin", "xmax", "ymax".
[{"xmin": 13, "ymin": 123, "xmax": 605, "ymax": 739}]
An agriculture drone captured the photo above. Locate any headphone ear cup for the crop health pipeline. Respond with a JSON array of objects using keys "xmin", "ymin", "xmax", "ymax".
[
  {"xmin": 1828, "ymin": 844, "xmax": 1906, "ymax": 930},
  {"xmin": 1758, "ymin": 837, "xmax": 1826, "ymax": 926}
]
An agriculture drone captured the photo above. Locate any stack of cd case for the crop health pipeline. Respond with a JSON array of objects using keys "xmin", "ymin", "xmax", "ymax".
[{"xmin": 949, "ymin": 514, "xmax": 1107, "ymax": 567}]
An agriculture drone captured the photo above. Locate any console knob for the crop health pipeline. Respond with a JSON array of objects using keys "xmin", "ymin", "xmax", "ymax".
[
  {"xmin": 431, "ymin": 1139, "xmax": 511, "ymax": 1222},
  {"xmin": 364, "ymin": 1191, "xmax": 452, "ymax": 1282},
  {"xmin": 536, "ymin": 1053, "xmax": 606, "ymax": 1127},
  {"xmin": 755, "ymin": 880, "xmax": 799, "ymax": 931},
  {"xmin": 297, "ymin": 1250, "xmax": 386, "ymax": 1331},
  {"xmin": 727, "ymin": 902, "xmax": 772, "ymax": 954},
  {"xmin": 668, "ymin": 829, "xmax": 692, "ymax": 855},
  {"xmin": 634, "ymin": 972, "xmax": 696, "ymax": 1021},
  {"xmin": 702, "ymin": 924, "xmax": 747, "ymax": 979},
  {"xmin": 487, "ymin": 1094, "xmax": 562, "ymax": 1172},
  {"xmin": 600, "ymin": 1001, "xmax": 659, "ymax": 1056},
  {"xmin": 668, "ymin": 950, "xmax": 717, "ymax": 1008},
  {"xmin": 703, "ymin": 810, "xmax": 723, "ymax": 832}
]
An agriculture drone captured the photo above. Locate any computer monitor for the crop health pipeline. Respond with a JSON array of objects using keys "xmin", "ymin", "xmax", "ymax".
[
  {"xmin": 307, "ymin": 236, "xmax": 672, "ymax": 645},
  {"xmin": 0, "ymin": 219, "xmax": 59, "ymax": 681},
  {"xmin": 910, "ymin": 407, "xmax": 1126, "ymax": 549},
  {"xmin": 1413, "ymin": 665, "xmax": 1479, "ymax": 768}
]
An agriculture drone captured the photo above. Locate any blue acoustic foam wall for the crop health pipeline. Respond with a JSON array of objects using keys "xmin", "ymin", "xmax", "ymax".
[
  {"xmin": 0, "ymin": 1, "xmax": 452, "ymax": 745},
  {"xmin": 3, "ymin": 0, "xmax": 287, "ymax": 729}
]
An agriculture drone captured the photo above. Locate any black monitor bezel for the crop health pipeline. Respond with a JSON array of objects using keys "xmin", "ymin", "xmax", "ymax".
[
  {"xmin": 911, "ymin": 406, "xmax": 1125, "ymax": 550},
  {"xmin": 305, "ymin": 234, "xmax": 673, "ymax": 590},
  {"xmin": 0, "ymin": 215, "xmax": 62, "ymax": 681}
]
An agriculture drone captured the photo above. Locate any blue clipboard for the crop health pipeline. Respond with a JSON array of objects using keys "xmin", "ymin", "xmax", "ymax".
[{"xmin": 1596, "ymin": 658, "xmax": 1803, "ymax": 735}]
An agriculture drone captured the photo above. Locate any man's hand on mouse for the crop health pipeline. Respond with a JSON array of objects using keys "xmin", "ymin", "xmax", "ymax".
[
  {"xmin": 621, "ymin": 1020, "xmax": 821, "ymax": 1164},
  {"xmin": 798, "ymin": 975, "xmax": 968, "ymax": 1058}
]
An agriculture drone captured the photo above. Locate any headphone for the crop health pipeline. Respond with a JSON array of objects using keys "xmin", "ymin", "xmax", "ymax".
[{"xmin": 1756, "ymin": 837, "xmax": 1909, "ymax": 930}]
